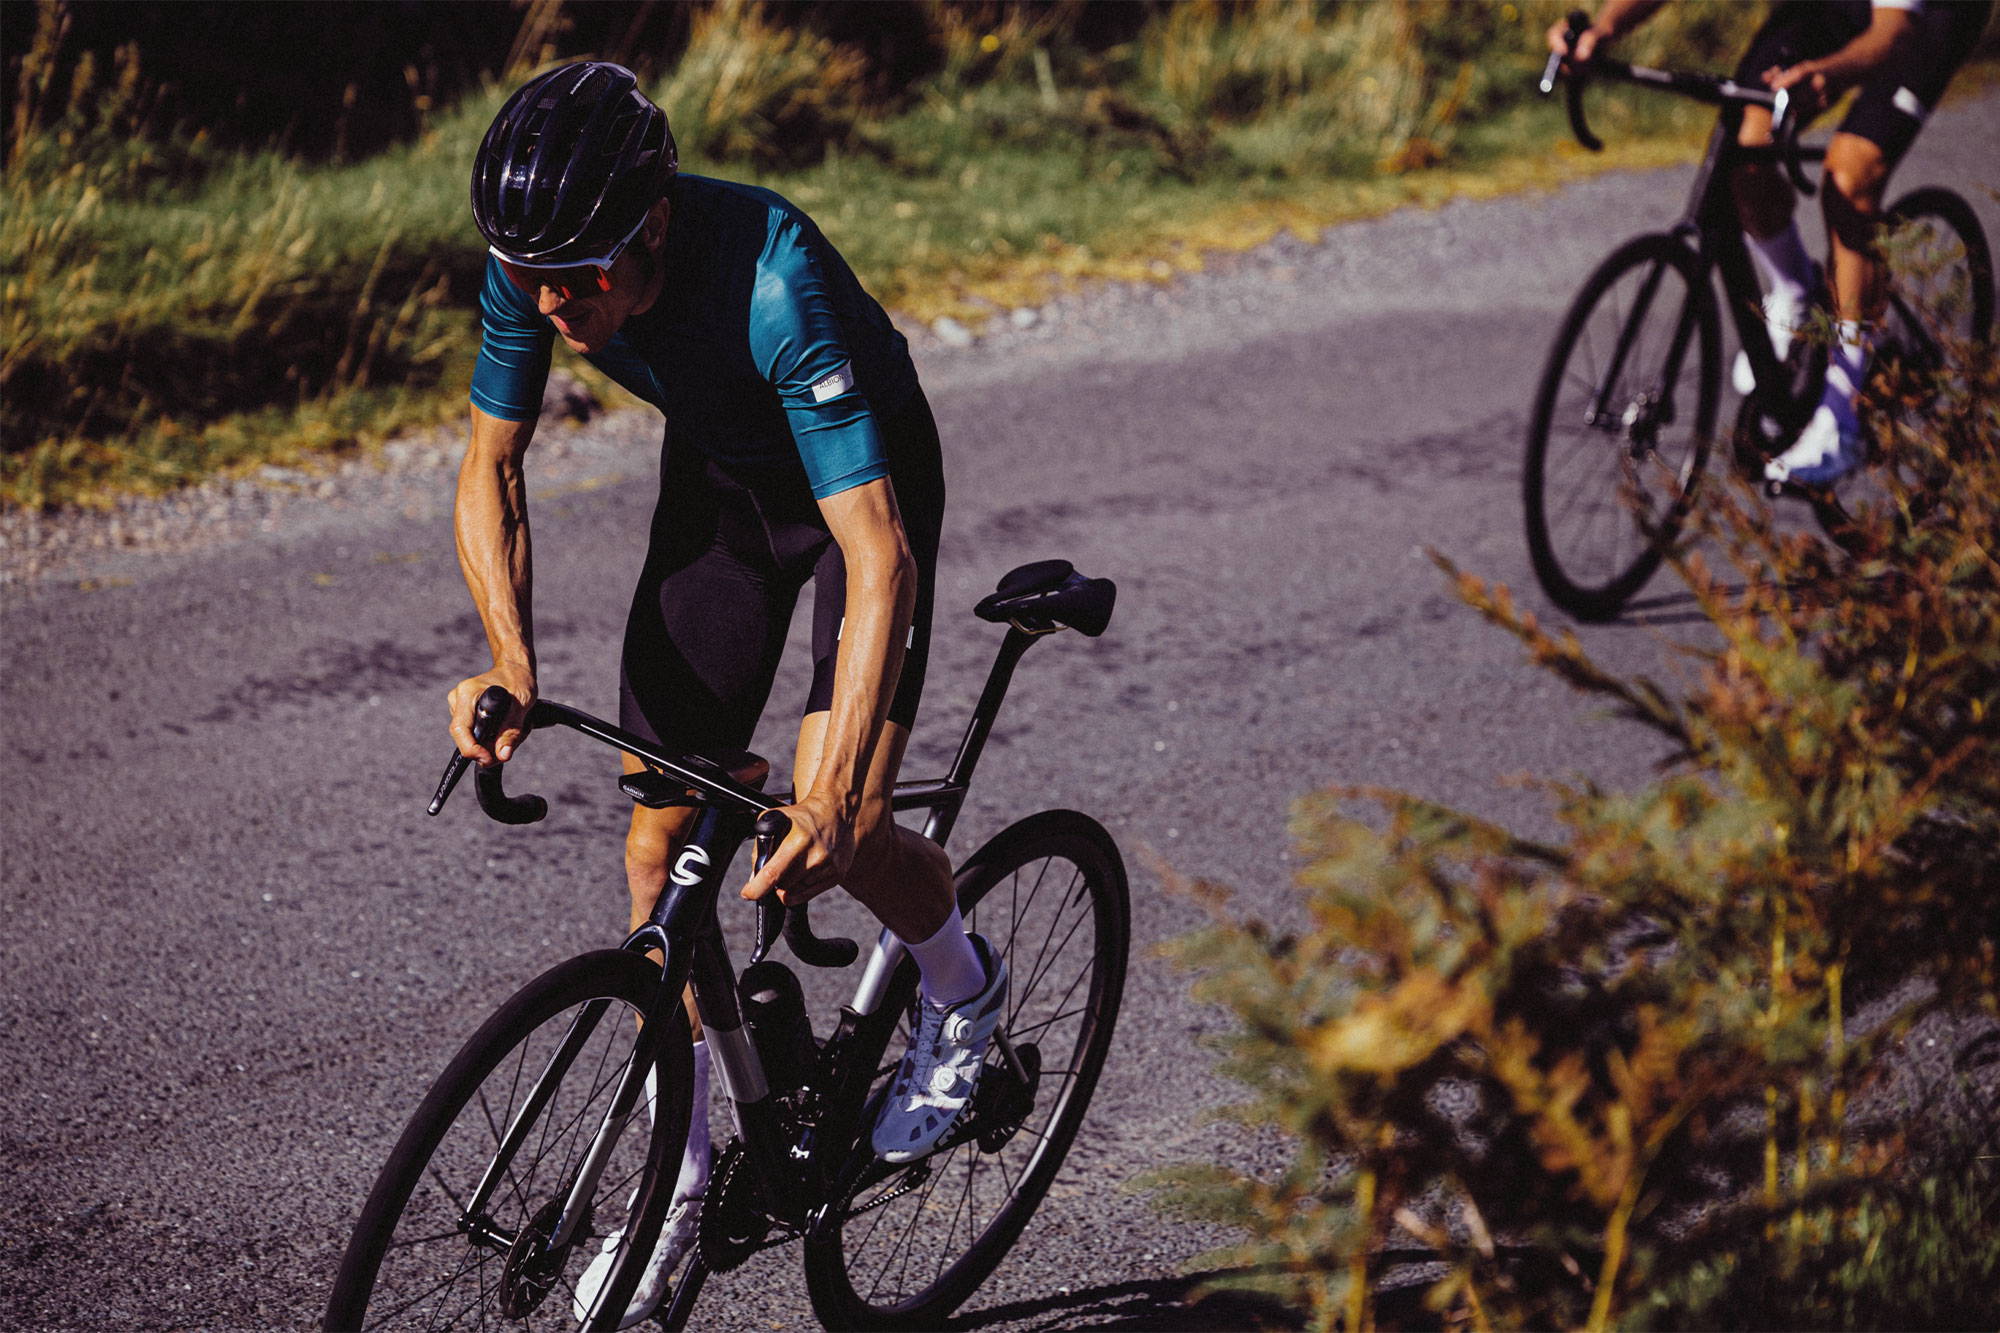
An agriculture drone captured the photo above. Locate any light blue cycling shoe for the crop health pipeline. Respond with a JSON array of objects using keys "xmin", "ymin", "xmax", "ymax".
[
  {"xmin": 1764, "ymin": 403, "xmax": 1863, "ymax": 487},
  {"xmin": 873, "ymin": 934, "xmax": 1008, "ymax": 1163}
]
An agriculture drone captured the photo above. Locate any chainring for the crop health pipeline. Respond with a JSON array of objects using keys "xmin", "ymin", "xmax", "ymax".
[
  {"xmin": 973, "ymin": 1043, "xmax": 1041, "ymax": 1153},
  {"xmin": 698, "ymin": 1140, "xmax": 769, "ymax": 1273}
]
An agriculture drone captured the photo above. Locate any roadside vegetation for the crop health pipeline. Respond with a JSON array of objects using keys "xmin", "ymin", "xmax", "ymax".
[
  {"xmin": 1148, "ymin": 315, "xmax": 2000, "ymax": 1326},
  {"xmin": 3, "ymin": 0, "xmax": 1767, "ymax": 509}
]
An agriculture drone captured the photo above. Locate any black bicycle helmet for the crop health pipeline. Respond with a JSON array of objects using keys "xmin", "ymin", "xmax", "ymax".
[{"xmin": 471, "ymin": 61, "xmax": 677, "ymax": 266}]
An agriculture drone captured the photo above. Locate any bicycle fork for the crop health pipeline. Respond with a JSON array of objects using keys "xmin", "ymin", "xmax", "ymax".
[
  {"xmin": 460, "ymin": 992, "xmax": 665, "ymax": 1256},
  {"xmin": 1589, "ymin": 256, "xmax": 1696, "ymax": 453}
]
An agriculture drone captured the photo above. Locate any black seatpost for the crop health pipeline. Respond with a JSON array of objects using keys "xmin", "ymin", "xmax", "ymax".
[{"xmin": 926, "ymin": 627, "xmax": 1037, "ymax": 848}]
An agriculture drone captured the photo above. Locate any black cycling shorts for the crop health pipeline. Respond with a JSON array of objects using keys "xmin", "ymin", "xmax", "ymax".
[
  {"xmin": 618, "ymin": 389, "xmax": 945, "ymax": 757},
  {"xmin": 1736, "ymin": 1, "xmax": 1993, "ymax": 164}
]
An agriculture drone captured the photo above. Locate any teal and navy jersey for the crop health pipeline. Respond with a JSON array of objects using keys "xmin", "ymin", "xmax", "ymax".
[{"xmin": 470, "ymin": 175, "xmax": 919, "ymax": 500}]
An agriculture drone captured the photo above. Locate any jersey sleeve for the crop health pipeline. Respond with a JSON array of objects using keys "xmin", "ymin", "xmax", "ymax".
[
  {"xmin": 469, "ymin": 256, "xmax": 555, "ymax": 423},
  {"xmin": 749, "ymin": 220, "xmax": 891, "ymax": 500}
]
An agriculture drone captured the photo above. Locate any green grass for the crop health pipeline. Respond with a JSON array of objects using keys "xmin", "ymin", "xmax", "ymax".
[{"xmin": 3, "ymin": 0, "xmax": 1769, "ymax": 509}]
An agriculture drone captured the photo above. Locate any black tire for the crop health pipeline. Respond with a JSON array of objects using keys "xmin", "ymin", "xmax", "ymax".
[
  {"xmin": 802, "ymin": 810, "xmax": 1129, "ymax": 1330},
  {"xmin": 326, "ymin": 951, "xmax": 694, "ymax": 1332},
  {"xmin": 1525, "ymin": 232, "xmax": 1721, "ymax": 621},
  {"xmin": 1809, "ymin": 187, "xmax": 1993, "ymax": 545}
]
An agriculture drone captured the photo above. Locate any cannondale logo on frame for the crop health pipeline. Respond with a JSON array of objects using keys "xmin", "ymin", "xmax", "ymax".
[{"xmin": 670, "ymin": 845, "xmax": 712, "ymax": 887}]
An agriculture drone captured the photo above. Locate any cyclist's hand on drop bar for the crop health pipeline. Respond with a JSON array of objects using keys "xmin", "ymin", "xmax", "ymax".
[
  {"xmin": 447, "ymin": 665, "xmax": 536, "ymax": 766},
  {"xmin": 740, "ymin": 790, "xmax": 855, "ymax": 908},
  {"xmin": 1764, "ymin": 61, "xmax": 1831, "ymax": 114},
  {"xmin": 1546, "ymin": 13, "xmax": 1608, "ymax": 66}
]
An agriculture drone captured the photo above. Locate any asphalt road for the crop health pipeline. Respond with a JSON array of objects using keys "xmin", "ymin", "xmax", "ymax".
[{"xmin": 4, "ymin": 91, "xmax": 1996, "ymax": 1330}]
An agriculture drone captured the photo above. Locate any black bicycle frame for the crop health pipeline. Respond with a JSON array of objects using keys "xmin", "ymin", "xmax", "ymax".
[
  {"xmin": 1552, "ymin": 51, "xmax": 1831, "ymax": 417},
  {"xmin": 1684, "ymin": 121, "xmax": 1829, "ymax": 411},
  {"xmin": 480, "ymin": 623, "xmax": 1048, "ymax": 1273}
]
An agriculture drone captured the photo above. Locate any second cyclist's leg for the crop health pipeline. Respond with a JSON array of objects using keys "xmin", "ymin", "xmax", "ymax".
[
  {"xmin": 1763, "ymin": 1, "xmax": 1985, "ymax": 485},
  {"xmin": 1766, "ymin": 131, "xmax": 1892, "ymax": 485},
  {"xmin": 1726, "ymin": 4, "xmax": 1848, "ymax": 393},
  {"xmin": 1731, "ymin": 103, "xmax": 1822, "ymax": 396}
]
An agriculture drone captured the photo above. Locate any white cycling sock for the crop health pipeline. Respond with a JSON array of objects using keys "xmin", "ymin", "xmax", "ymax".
[
  {"xmin": 903, "ymin": 903, "xmax": 986, "ymax": 1009},
  {"xmin": 1824, "ymin": 321, "xmax": 1872, "ymax": 424},
  {"xmin": 675, "ymin": 1041, "xmax": 711, "ymax": 1201},
  {"xmin": 639, "ymin": 1041, "xmax": 710, "ymax": 1203},
  {"xmin": 1745, "ymin": 221, "xmax": 1814, "ymax": 306}
]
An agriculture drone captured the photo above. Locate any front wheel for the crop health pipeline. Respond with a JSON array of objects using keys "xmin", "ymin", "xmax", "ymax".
[
  {"xmin": 802, "ymin": 810, "xmax": 1130, "ymax": 1330},
  {"xmin": 325, "ymin": 951, "xmax": 694, "ymax": 1332},
  {"xmin": 1809, "ymin": 187, "xmax": 1994, "ymax": 546},
  {"xmin": 1524, "ymin": 233, "xmax": 1721, "ymax": 621}
]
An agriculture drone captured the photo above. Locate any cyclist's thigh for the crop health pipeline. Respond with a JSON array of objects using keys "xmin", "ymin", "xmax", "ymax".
[
  {"xmin": 803, "ymin": 390, "xmax": 946, "ymax": 733},
  {"xmin": 620, "ymin": 459, "xmax": 804, "ymax": 755},
  {"xmin": 1835, "ymin": 1, "xmax": 1993, "ymax": 167}
]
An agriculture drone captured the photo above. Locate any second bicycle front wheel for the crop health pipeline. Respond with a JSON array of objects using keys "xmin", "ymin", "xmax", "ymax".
[
  {"xmin": 325, "ymin": 950, "xmax": 694, "ymax": 1332},
  {"xmin": 1525, "ymin": 232, "xmax": 1721, "ymax": 621},
  {"xmin": 802, "ymin": 809, "xmax": 1129, "ymax": 1330}
]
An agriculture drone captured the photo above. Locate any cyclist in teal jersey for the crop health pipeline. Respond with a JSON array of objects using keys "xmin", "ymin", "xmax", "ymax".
[
  {"xmin": 444, "ymin": 62, "xmax": 1005, "ymax": 1326},
  {"xmin": 1552, "ymin": 0, "xmax": 1993, "ymax": 484}
]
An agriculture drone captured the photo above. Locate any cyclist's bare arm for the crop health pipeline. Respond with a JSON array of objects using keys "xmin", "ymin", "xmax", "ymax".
[
  {"xmin": 448, "ymin": 405, "xmax": 540, "ymax": 766},
  {"xmin": 1766, "ymin": 8, "xmax": 1914, "ymax": 102},
  {"xmin": 742, "ymin": 475, "xmax": 917, "ymax": 906}
]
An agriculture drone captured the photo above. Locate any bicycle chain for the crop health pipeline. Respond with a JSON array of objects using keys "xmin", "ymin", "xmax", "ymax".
[{"xmin": 839, "ymin": 1159, "xmax": 935, "ymax": 1220}]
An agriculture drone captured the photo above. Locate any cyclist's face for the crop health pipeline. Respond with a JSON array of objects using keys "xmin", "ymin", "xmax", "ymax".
[{"xmin": 500, "ymin": 200, "xmax": 668, "ymax": 355}]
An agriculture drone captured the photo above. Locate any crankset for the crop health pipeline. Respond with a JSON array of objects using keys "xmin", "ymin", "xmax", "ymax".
[
  {"xmin": 971, "ymin": 1042, "xmax": 1041, "ymax": 1152},
  {"xmin": 699, "ymin": 1140, "xmax": 788, "ymax": 1272}
]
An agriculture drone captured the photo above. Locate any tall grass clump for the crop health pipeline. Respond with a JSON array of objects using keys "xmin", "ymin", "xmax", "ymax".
[{"xmin": 1148, "ymin": 323, "xmax": 2000, "ymax": 1328}]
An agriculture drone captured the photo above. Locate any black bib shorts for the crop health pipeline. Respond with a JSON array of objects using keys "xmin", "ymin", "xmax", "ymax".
[
  {"xmin": 618, "ymin": 389, "xmax": 945, "ymax": 758},
  {"xmin": 1736, "ymin": 0, "xmax": 1993, "ymax": 165}
]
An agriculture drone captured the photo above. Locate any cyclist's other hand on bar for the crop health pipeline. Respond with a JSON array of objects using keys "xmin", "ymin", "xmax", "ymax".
[
  {"xmin": 741, "ymin": 790, "xmax": 853, "ymax": 906},
  {"xmin": 1765, "ymin": 61, "xmax": 1831, "ymax": 113},
  {"xmin": 1547, "ymin": 17, "xmax": 1609, "ymax": 66},
  {"xmin": 447, "ymin": 665, "xmax": 537, "ymax": 766}
]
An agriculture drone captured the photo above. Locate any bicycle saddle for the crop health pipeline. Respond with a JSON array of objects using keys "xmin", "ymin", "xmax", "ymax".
[
  {"xmin": 620, "ymin": 748, "xmax": 771, "ymax": 808},
  {"xmin": 974, "ymin": 560, "xmax": 1116, "ymax": 637}
]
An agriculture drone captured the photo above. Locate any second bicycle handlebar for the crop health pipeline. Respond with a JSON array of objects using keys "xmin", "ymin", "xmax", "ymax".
[{"xmin": 1542, "ymin": 11, "xmax": 1819, "ymax": 197}]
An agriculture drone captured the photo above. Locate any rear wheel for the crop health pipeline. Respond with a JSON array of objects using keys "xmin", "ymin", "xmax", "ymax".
[
  {"xmin": 1810, "ymin": 187, "xmax": 1994, "ymax": 546},
  {"xmin": 802, "ymin": 810, "xmax": 1129, "ymax": 1330},
  {"xmin": 325, "ymin": 951, "xmax": 693, "ymax": 1332},
  {"xmin": 1525, "ymin": 233, "xmax": 1721, "ymax": 621}
]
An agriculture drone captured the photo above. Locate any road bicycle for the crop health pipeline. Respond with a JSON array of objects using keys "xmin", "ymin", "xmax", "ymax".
[
  {"xmin": 325, "ymin": 559, "xmax": 1129, "ymax": 1331},
  {"xmin": 1525, "ymin": 18, "xmax": 1994, "ymax": 621}
]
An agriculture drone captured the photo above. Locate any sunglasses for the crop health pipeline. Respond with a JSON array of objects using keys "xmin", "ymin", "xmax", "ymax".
[{"xmin": 491, "ymin": 212, "xmax": 648, "ymax": 303}]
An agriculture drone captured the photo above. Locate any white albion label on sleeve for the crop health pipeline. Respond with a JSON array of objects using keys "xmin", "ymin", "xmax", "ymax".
[{"xmin": 810, "ymin": 362, "xmax": 856, "ymax": 403}]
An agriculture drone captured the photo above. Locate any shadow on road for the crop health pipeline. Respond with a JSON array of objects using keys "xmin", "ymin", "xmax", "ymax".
[{"xmin": 951, "ymin": 1268, "xmax": 1303, "ymax": 1331}]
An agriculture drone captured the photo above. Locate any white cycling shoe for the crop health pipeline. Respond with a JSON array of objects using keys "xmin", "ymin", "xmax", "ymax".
[
  {"xmin": 872, "ymin": 934, "xmax": 1009, "ymax": 1164},
  {"xmin": 571, "ymin": 1193, "xmax": 701, "ymax": 1329},
  {"xmin": 1732, "ymin": 270, "xmax": 1819, "ymax": 396}
]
